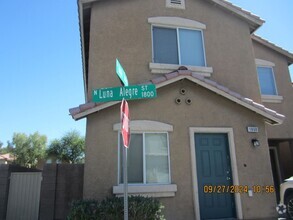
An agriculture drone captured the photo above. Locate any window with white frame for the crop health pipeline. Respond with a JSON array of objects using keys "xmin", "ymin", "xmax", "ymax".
[
  {"xmin": 152, "ymin": 26, "xmax": 206, "ymax": 67},
  {"xmin": 148, "ymin": 17, "xmax": 212, "ymax": 76},
  {"xmin": 257, "ymin": 66, "xmax": 278, "ymax": 95},
  {"xmin": 255, "ymin": 59, "xmax": 283, "ymax": 103},
  {"xmin": 113, "ymin": 120, "xmax": 176, "ymax": 197},
  {"xmin": 119, "ymin": 132, "xmax": 170, "ymax": 184}
]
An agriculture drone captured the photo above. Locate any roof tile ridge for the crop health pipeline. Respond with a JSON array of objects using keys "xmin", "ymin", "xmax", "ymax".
[
  {"xmin": 164, "ymin": 71, "xmax": 179, "ymax": 80},
  {"xmin": 177, "ymin": 69, "xmax": 192, "ymax": 76},
  {"xmin": 69, "ymin": 69, "xmax": 285, "ymax": 122},
  {"xmin": 210, "ymin": 0, "xmax": 264, "ymax": 23},
  {"xmin": 252, "ymin": 34, "xmax": 293, "ymax": 56},
  {"xmin": 79, "ymin": 102, "xmax": 96, "ymax": 111},
  {"xmin": 151, "ymin": 75, "xmax": 167, "ymax": 84},
  {"xmin": 221, "ymin": 0, "xmax": 263, "ymax": 20},
  {"xmin": 69, "ymin": 106, "xmax": 81, "ymax": 115},
  {"xmin": 191, "ymin": 72, "xmax": 205, "ymax": 81}
]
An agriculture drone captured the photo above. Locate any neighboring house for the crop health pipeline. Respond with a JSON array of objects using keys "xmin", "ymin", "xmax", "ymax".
[
  {"xmin": 0, "ymin": 153, "xmax": 15, "ymax": 164},
  {"xmin": 69, "ymin": 0, "xmax": 293, "ymax": 219}
]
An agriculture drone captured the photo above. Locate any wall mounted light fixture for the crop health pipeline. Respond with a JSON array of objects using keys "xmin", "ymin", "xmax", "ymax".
[{"xmin": 251, "ymin": 139, "xmax": 260, "ymax": 147}]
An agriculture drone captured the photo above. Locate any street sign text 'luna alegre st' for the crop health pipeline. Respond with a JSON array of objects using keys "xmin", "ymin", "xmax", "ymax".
[{"xmin": 92, "ymin": 84, "xmax": 157, "ymax": 103}]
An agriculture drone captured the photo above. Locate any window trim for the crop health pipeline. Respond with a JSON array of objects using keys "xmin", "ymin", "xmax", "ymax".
[
  {"xmin": 113, "ymin": 120, "xmax": 176, "ymax": 197},
  {"xmin": 113, "ymin": 184, "xmax": 177, "ymax": 198},
  {"xmin": 148, "ymin": 17, "xmax": 212, "ymax": 76},
  {"xmin": 255, "ymin": 59, "xmax": 283, "ymax": 103},
  {"xmin": 113, "ymin": 120, "xmax": 173, "ymax": 132},
  {"xmin": 149, "ymin": 62, "xmax": 213, "ymax": 75},
  {"xmin": 117, "ymin": 132, "xmax": 171, "ymax": 185},
  {"xmin": 255, "ymin": 59, "xmax": 275, "ymax": 67},
  {"xmin": 148, "ymin": 17, "xmax": 206, "ymax": 30},
  {"xmin": 151, "ymin": 26, "xmax": 206, "ymax": 67},
  {"xmin": 261, "ymin": 95, "xmax": 283, "ymax": 103}
]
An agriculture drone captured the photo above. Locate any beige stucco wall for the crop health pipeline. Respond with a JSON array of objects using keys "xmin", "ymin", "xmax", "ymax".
[
  {"xmin": 84, "ymin": 80, "xmax": 277, "ymax": 219},
  {"xmin": 253, "ymin": 40, "xmax": 293, "ymax": 138},
  {"xmin": 80, "ymin": 0, "xmax": 291, "ymax": 218},
  {"xmin": 87, "ymin": 0, "xmax": 261, "ymax": 102}
]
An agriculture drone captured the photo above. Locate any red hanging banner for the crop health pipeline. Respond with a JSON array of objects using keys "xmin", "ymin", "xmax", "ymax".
[{"xmin": 121, "ymin": 99, "xmax": 130, "ymax": 148}]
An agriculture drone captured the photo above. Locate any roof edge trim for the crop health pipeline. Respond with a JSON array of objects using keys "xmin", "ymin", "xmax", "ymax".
[
  {"xmin": 70, "ymin": 73, "xmax": 284, "ymax": 125},
  {"xmin": 252, "ymin": 35, "xmax": 293, "ymax": 65},
  {"xmin": 148, "ymin": 17, "xmax": 206, "ymax": 29},
  {"xmin": 207, "ymin": 0, "xmax": 264, "ymax": 32}
]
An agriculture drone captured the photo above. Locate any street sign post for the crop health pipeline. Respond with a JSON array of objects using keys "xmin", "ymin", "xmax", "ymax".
[
  {"xmin": 92, "ymin": 84, "xmax": 157, "ymax": 103},
  {"xmin": 116, "ymin": 59, "xmax": 130, "ymax": 220},
  {"xmin": 121, "ymin": 99, "xmax": 130, "ymax": 220},
  {"xmin": 92, "ymin": 59, "xmax": 157, "ymax": 220}
]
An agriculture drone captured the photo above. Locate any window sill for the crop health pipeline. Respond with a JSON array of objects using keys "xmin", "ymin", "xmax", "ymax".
[
  {"xmin": 113, "ymin": 184, "xmax": 177, "ymax": 198},
  {"xmin": 261, "ymin": 95, "xmax": 283, "ymax": 103},
  {"xmin": 149, "ymin": 62, "xmax": 213, "ymax": 77}
]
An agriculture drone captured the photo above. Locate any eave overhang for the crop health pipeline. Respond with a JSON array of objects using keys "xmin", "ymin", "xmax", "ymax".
[
  {"xmin": 78, "ymin": 0, "xmax": 95, "ymax": 102},
  {"xmin": 69, "ymin": 70, "xmax": 285, "ymax": 125},
  {"xmin": 252, "ymin": 34, "xmax": 293, "ymax": 65},
  {"xmin": 205, "ymin": 0, "xmax": 264, "ymax": 33}
]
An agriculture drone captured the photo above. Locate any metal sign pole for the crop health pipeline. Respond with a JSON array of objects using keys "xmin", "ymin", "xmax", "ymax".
[
  {"xmin": 123, "ymin": 146, "xmax": 128, "ymax": 220},
  {"xmin": 121, "ymin": 99, "xmax": 130, "ymax": 220}
]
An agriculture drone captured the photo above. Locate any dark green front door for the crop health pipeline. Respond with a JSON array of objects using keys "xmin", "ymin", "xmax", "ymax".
[{"xmin": 195, "ymin": 133, "xmax": 236, "ymax": 220}]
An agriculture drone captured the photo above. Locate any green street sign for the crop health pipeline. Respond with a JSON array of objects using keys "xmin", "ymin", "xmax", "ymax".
[
  {"xmin": 92, "ymin": 84, "xmax": 157, "ymax": 102},
  {"xmin": 116, "ymin": 59, "xmax": 129, "ymax": 86}
]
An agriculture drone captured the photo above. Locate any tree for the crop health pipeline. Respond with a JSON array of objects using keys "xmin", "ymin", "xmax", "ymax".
[
  {"xmin": 0, "ymin": 141, "xmax": 14, "ymax": 154},
  {"xmin": 12, "ymin": 132, "xmax": 47, "ymax": 168},
  {"xmin": 47, "ymin": 131, "xmax": 85, "ymax": 164}
]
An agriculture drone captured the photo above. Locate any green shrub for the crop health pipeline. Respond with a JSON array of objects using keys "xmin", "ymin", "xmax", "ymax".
[
  {"xmin": 128, "ymin": 196, "xmax": 164, "ymax": 220},
  {"xmin": 67, "ymin": 196, "xmax": 165, "ymax": 220},
  {"xmin": 67, "ymin": 200, "xmax": 99, "ymax": 220},
  {"xmin": 98, "ymin": 197, "xmax": 124, "ymax": 220}
]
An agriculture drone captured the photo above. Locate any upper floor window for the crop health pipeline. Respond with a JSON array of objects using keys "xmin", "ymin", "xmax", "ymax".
[
  {"xmin": 257, "ymin": 66, "xmax": 277, "ymax": 95},
  {"xmin": 148, "ymin": 17, "xmax": 213, "ymax": 76},
  {"xmin": 255, "ymin": 59, "xmax": 283, "ymax": 103},
  {"xmin": 153, "ymin": 27, "xmax": 205, "ymax": 67}
]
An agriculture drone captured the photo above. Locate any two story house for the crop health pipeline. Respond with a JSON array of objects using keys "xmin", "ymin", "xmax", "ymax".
[{"xmin": 70, "ymin": 0, "xmax": 293, "ymax": 219}]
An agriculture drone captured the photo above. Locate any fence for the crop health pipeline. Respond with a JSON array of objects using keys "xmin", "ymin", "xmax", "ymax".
[
  {"xmin": 0, "ymin": 165, "xmax": 40, "ymax": 220},
  {"xmin": 39, "ymin": 164, "xmax": 84, "ymax": 220},
  {"xmin": 6, "ymin": 172, "xmax": 42, "ymax": 220},
  {"xmin": 0, "ymin": 164, "xmax": 84, "ymax": 220}
]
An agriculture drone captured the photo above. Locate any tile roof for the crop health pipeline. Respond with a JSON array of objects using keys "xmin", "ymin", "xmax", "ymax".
[
  {"xmin": 0, "ymin": 153, "xmax": 15, "ymax": 161},
  {"xmin": 69, "ymin": 70, "xmax": 285, "ymax": 125},
  {"xmin": 252, "ymin": 34, "xmax": 293, "ymax": 64},
  {"xmin": 213, "ymin": 0, "xmax": 263, "ymax": 21},
  {"xmin": 206, "ymin": 0, "xmax": 264, "ymax": 32}
]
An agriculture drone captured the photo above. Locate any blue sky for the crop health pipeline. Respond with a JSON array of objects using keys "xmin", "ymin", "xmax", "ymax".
[
  {"xmin": 0, "ymin": 0, "xmax": 292, "ymax": 145},
  {"xmin": 0, "ymin": 0, "xmax": 85, "ymax": 144}
]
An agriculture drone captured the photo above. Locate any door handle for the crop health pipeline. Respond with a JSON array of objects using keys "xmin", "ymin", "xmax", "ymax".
[{"xmin": 227, "ymin": 177, "xmax": 231, "ymax": 180}]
